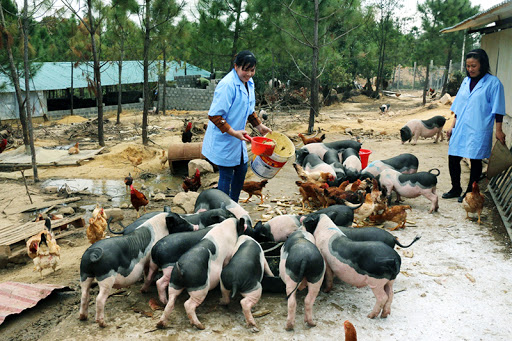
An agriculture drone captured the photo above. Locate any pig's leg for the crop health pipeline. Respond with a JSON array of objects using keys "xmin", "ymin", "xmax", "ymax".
[
  {"xmin": 304, "ymin": 280, "xmax": 323, "ymax": 327},
  {"xmin": 156, "ymin": 267, "xmax": 173, "ymax": 304},
  {"xmin": 368, "ymin": 284, "xmax": 388, "ymax": 319},
  {"xmin": 79, "ymin": 277, "xmax": 94, "ymax": 321},
  {"xmin": 424, "ymin": 191, "xmax": 439, "ymax": 213},
  {"xmin": 412, "ymin": 133, "xmax": 419, "ymax": 145},
  {"xmin": 141, "ymin": 261, "xmax": 158, "ymax": 293},
  {"xmin": 157, "ymin": 286, "xmax": 183, "ymax": 328},
  {"xmin": 219, "ymin": 281, "xmax": 231, "ymax": 306},
  {"xmin": 185, "ymin": 289, "xmax": 209, "ymax": 330},
  {"xmin": 323, "ymin": 264, "xmax": 334, "ymax": 293},
  {"xmin": 95, "ymin": 276, "xmax": 115, "ymax": 327},
  {"xmin": 285, "ymin": 281, "xmax": 299, "ymax": 331},
  {"xmin": 381, "ymin": 280, "xmax": 394, "ymax": 318},
  {"xmin": 240, "ymin": 286, "xmax": 262, "ymax": 332}
]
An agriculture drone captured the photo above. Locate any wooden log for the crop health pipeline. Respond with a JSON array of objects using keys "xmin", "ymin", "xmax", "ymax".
[{"xmin": 3, "ymin": 197, "xmax": 81, "ymax": 215}]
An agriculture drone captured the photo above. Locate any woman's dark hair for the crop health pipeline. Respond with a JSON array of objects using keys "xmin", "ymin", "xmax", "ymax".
[
  {"xmin": 234, "ymin": 50, "xmax": 257, "ymax": 70},
  {"xmin": 465, "ymin": 48, "xmax": 491, "ymax": 76}
]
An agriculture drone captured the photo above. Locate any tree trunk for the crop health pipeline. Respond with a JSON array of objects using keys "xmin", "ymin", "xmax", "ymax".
[
  {"xmin": 23, "ymin": 0, "xmax": 38, "ymax": 181},
  {"xmin": 308, "ymin": 0, "xmax": 320, "ymax": 134},
  {"xmin": 423, "ymin": 62, "xmax": 430, "ymax": 106},
  {"xmin": 117, "ymin": 39, "xmax": 124, "ymax": 124},
  {"xmin": 441, "ymin": 43, "xmax": 453, "ymax": 96},
  {"xmin": 162, "ymin": 48, "xmax": 167, "ymax": 116},
  {"xmin": 0, "ymin": 3, "xmax": 30, "ymax": 149},
  {"xmin": 229, "ymin": 0, "xmax": 243, "ymax": 70},
  {"xmin": 87, "ymin": 0, "xmax": 104, "ymax": 146},
  {"xmin": 142, "ymin": 0, "xmax": 151, "ymax": 145},
  {"xmin": 70, "ymin": 62, "xmax": 74, "ymax": 115}
]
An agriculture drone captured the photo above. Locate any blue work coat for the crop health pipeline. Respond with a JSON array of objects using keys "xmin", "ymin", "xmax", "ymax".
[
  {"xmin": 449, "ymin": 73, "xmax": 506, "ymax": 159},
  {"xmin": 202, "ymin": 69, "xmax": 255, "ymax": 167}
]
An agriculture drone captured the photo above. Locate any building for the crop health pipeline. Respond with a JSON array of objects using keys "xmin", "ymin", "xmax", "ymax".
[{"xmin": 0, "ymin": 60, "xmax": 210, "ymax": 120}]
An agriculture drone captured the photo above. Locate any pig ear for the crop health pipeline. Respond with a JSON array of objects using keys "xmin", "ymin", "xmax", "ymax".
[{"xmin": 236, "ymin": 218, "xmax": 246, "ymax": 235}]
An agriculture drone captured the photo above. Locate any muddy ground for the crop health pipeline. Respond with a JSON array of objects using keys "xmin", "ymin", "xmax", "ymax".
[{"xmin": 0, "ymin": 91, "xmax": 511, "ymax": 340}]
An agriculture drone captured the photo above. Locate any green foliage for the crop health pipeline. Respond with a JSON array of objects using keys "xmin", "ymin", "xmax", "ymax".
[{"xmin": 445, "ymin": 70, "xmax": 465, "ymax": 96}]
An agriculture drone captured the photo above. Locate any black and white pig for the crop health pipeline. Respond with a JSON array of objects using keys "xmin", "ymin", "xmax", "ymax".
[
  {"xmin": 400, "ymin": 115, "xmax": 446, "ymax": 145},
  {"xmin": 194, "ymin": 188, "xmax": 253, "ymax": 229},
  {"xmin": 279, "ymin": 230, "xmax": 325, "ymax": 330},
  {"xmin": 79, "ymin": 212, "xmax": 170, "ymax": 327},
  {"xmin": 156, "ymin": 217, "xmax": 245, "ymax": 330},
  {"xmin": 302, "ymin": 204, "xmax": 355, "ymax": 228},
  {"xmin": 147, "ymin": 225, "xmax": 215, "ymax": 303},
  {"xmin": 248, "ymin": 215, "xmax": 302, "ymax": 242},
  {"xmin": 165, "ymin": 208, "xmax": 235, "ymax": 233},
  {"xmin": 305, "ymin": 214, "xmax": 401, "ymax": 319},
  {"xmin": 302, "ymin": 153, "xmax": 337, "ymax": 178},
  {"xmin": 361, "ymin": 153, "xmax": 419, "ymax": 179},
  {"xmin": 341, "ymin": 148, "xmax": 362, "ymax": 182},
  {"xmin": 219, "ymin": 235, "xmax": 274, "ymax": 332},
  {"xmin": 378, "ymin": 168, "xmax": 440, "ymax": 213}
]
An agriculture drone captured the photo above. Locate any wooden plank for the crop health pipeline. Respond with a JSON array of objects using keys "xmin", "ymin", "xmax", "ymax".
[
  {"xmin": 3, "ymin": 197, "xmax": 81, "ymax": 215},
  {"xmin": 0, "ymin": 245, "xmax": 11, "ymax": 257}
]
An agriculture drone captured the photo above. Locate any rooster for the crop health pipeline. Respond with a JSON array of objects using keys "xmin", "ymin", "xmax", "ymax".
[
  {"xmin": 462, "ymin": 181, "xmax": 485, "ymax": 224},
  {"xmin": 293, "ymin": 163, "xmax": 334, "ymax": 186},
  {"xmin": 159, "ymin": 150, "xmax": 168, "ymax": 169},
  {"xmin": 369, "ymin": 205, "xmax": 411, "ymax": 231},
  {"xmin": 241, "ymin": 180, "xmax": 268, "ymax": 204},
  {"xmin": 0, "ymin": 138, "xmax": 7, "ymax": 153},
  {"xmin": 87, "ymin": 206, "xmax": 108, "ymax": 244},
  {"xmin": 26, "ymin": 218, "xmax": 61, "ymax": 278},
  {"xmin": 298, "ymin": 132, "xmax": 326, "ymax": 145},
  {"xmin": 124, "ymin": 175, "xmax": 149, "ymax": 218},
  {"xmin": 182, "ymin": 168, "xmax": 201, "ymax": 192},
  {"xmin": 182, "ymin": 122, "xmax": 193, "ymax": 143},
  {"xmin": 68, "ymin": 142, "xmax": 79, "ymax": 154}
]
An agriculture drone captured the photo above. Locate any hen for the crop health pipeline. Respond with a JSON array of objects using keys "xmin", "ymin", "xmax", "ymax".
[
  {"xmin": 344, "ymin": 320, "xmax": 357, "ymax": 341},
  {"xmin": 182, "ymin": 122, "xmax": 193, "ymax": 143},
  {"xmin": 0, "ymin": 138, "xmax": 7, "ymax": 153},
  {"xmin": 296, "ymin": 180, "xmax": 328, "ymax": 209},
  {"xmin": 369, "ymin": 205, "xmax": 411, "ymax": 231},
  {"xmin": 298, "ymin": 132, "xmax": 326, "ymax": 145},
  {"xmin": 124, "ymin": 175, "xmax": 149, "ymax": 218},
  {"xmin": 26, "ymin": 218, "xmax": 61, "ymax": 278},
  {"xmin": 87, "ymin": 206, "xmax": 108, "ymax": 244},
  {"xmin": 127, "ymin": 155, "xmax": 143, "ymax": 172},
  {"xmin": 241, "ymin": 180, "xmax": 268, "ymax": 204},
  {"xmin": 68, "ymin": 142, "xmax": 79, "ymax": 154},
  {"xmin": 353, "ymin": 193, "xmax": 375, "ymax": 227},
  {"xmin": 462, "ymin": 181, "xmax": 485, "ymax": 224},
  {"xmin": 182, "ymin": 168, "xmax": 201, "ymax": 192},
  {"xmin": 159, "ymin": 150, "xmax": 168, "ymax": 169},
  {"xmin": 293, "ymin": 163, "xmax": 334, "ymax": 186}
]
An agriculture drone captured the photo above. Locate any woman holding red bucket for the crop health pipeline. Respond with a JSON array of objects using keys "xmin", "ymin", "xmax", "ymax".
[{"xmin": 202, "ymin": 50, "xmax": 271, "ymax": 202}]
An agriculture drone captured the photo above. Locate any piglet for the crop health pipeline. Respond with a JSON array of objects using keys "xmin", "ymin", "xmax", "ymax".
[
  {"xmin": 400, "ymin": 115, "xmax": 446, "ymax": 145},
  {"xmin": 361, "ymin": 153, "xmax": 419, "ymax": 179},
  {"xmin": 195, "ymin": 188, "xmax": 253, "ymax": 229},
  {"xmin": 378, "ymin": 168, "xmax": 440, "ymax": 213},
  {"xmin": 156, "ymin": 217, "xmax": 245, "ymax": 330},
  {"xmin": 279, "ymin": 230, "xmax": 325, "ymax": 330},
  {"xmin": 305, "ymin": 214, "xmax": 400, "ymax": 319},
  {"xmin": 248, "ymin": 215, "xmax": 302, "ymax": 242},
  {"xmin": 219, "ymin": 235, "xmax": 274, "ymax": 332}
]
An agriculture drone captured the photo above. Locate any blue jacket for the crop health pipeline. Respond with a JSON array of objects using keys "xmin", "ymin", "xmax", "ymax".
[
  {"xmin": 202, "ymin": 69, "xmax": 255, "ymax": 167},
  {"xmin": 449, "ymin": 73, "xmax": 506, "ymax": 159}
]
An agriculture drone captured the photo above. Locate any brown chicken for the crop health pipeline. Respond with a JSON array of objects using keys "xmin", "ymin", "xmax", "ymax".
[
  {"xmin": 182, "ymin": 168, "xmax": 201, "ymax": 192},
  {"xmin": 68, "ymin": 142, "xmax": 79, "ymax": 154},
  {"xmin": 369, "ymin": 205, "xmax": 411, "ymax": 231},
  {"xmin": 159, "ymin": 150, "xmax": 168, "ymax": 169},
  {"xmin": 127, "ymin": 155, "xmax": 143, "ymax": 172},
  {"xmin": 242, "ymin": 180, "xmax": 268, "ymax": 204},
  {"xmin": 298, "ymin": 133, "xmax": 326, "ymax": 145},
  {"xmin": 26, "ymin": 218, "xmax": 61, "ymax": 278},
  {"xmin": 370, "ymin": 178, "xmax": 387, "ymax": 214},
  {"xmin": 293, "ymin": 163, "xmax": 334, "ymax": 186},
  {"xmin": 124, "ymin": 175, "xmax": 149, "ymax": 218},
  {"xmin": 353, "ymin": 193, "xmax": 375, "ymax": 227},
  {"xmin": 296, "ymin": 181, "xmax": 328, "ymax": 209},
  {"xmin": 338, "ymin": 180, "xmax": 350, "ymax": 190},
  {"xmin": 344, "ymin": 320, "xmax": 357, "ymax": 341},
  {"xmin": 87, "ymin": 206, "xmax": 108, "ymax": 244},
  {"xmin": 462, "ymin": 181, "xmax": 485, "ymax": 224},
  {"xmin": 322, "ymin": 186, "xmax": 364, "ymax": 207}
]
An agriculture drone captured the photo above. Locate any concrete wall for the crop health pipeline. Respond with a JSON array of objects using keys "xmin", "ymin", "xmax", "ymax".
[
  {"xmin": 482, "ymin": 29, "xmax": 512, "ymax": 146},
  {"xmin": 161, "ymin": 79, "xmax": 217, "ymax": 111},
  {"xmin": 47, "ymin": 102, "xmax": 144, "ymax": 120}
]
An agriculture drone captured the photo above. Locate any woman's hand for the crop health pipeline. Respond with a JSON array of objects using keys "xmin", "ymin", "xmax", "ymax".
[
  {"xmin": 446, "ymin": 127, "xmax": 453, "ymax": 140},
  {"xmin": 255, "ymin": 124, "xmax": 272, "ymax": 136},
  {"xmin": 496, "ymin": 130, "xmax": 506, "ymax": 145}
]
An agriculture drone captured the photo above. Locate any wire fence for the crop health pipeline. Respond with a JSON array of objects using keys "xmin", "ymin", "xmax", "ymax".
[{"xmin": 390, "ymin": 61, "xmax": 462, "ymax": 91}]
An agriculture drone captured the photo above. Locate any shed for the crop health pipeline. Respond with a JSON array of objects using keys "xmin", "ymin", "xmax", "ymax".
[
  {"xmin": 441, "ymin": 0, "xmax": 512, "ymax": 240},
  {"xmin": 0, "ymin": 60, "xmax": 210, "ymax": 120}
]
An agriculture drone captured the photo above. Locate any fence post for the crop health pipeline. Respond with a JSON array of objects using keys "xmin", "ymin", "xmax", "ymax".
[{"xmin": 413, "ymin": 61, "xmax": 417, "ymax": 90}]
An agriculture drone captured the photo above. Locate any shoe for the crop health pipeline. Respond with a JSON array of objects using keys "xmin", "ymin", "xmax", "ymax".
[
  {"xmin": 458, "ymin": 193, "xmax": 466, "ymax": 203},
  {"xmin": 442, "ymin": 189, "xmax": 462, "ymax": 199}
]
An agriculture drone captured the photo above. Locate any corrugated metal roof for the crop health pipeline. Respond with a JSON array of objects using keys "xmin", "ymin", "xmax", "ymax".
[
  {"xmin": 0, "ymin": 60, "xmax": 210, "ymax": 93},
  {"xmin": 440, "ymin": 0, "xmax": 512, "ymax": 33},
  {"xmin": 0, "ymin": 281, "xmax": 70, "ymax": 325}
]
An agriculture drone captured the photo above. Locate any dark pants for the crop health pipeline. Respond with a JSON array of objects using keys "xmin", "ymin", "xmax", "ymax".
[
  {"xmin": 217, "ymin": 151, "xmax": 248, "ymax": 203},
  {"xmin": 448, "ymin": 155, "xmax": 482, "ymax": 194}
]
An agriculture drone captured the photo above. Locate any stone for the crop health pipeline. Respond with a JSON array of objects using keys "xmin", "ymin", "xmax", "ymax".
[
  {"xmin": 42, "ymin": 186, "xmax": 59, "ymax": 194},
  {"xmin": 439, "ymin": 93, "xmax": 452, "ymax": 105},
  {"xmin": 56, "ymin": 206, "xmax": 75, "ymax": 215},
  {"xmin": 188, "ymin": 159, "xmax": 214, "ymax": 177},
  {"xmin": 173, "ymin": 191, "xmax": 199, "ymax": 213},
  {"xmin": 153, "ymin": 193, "xmax": 166, "ymax": 202}
]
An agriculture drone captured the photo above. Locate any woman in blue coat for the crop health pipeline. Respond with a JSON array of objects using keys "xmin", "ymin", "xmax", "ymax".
[
  {"xmin": 202, "ymin": 51, "xmax": 271, "ymax": 202},
  {"xmin": 442, "ymin": 48, "xmax": 506, "ymax": 202}
]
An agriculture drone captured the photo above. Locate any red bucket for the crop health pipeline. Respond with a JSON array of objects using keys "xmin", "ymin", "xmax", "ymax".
[{"xmin": 359, "ymin": 148, "xmax": 372, "ymax": 169}]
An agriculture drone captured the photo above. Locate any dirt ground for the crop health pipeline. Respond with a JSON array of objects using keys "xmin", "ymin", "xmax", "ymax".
[{"xmin": 0, "ymin": 91, "xmax": 511, "ymax": 340}]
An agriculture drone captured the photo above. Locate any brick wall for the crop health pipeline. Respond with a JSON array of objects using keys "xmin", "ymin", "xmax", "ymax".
[
  {"xmin": 47, "ymin": 102, "xmax": 144, "ymax": 120},
  {"xmin": 160, "ymin": 80, "xmax": 217, "ymax": 111}
]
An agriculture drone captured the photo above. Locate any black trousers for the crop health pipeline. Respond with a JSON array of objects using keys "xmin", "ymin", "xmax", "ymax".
[{"xmin": 448, "ymin": 155, "xmax": 482, "ymax": 193}]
